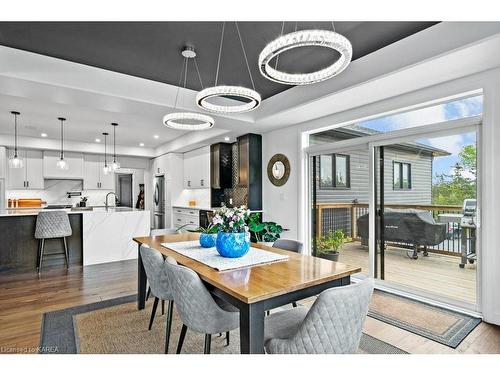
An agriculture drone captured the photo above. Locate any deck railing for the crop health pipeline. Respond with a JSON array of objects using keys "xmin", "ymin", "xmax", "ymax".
[{"xmin": 315, "ymin": 203, "xmax": 465, "ymax": 256}]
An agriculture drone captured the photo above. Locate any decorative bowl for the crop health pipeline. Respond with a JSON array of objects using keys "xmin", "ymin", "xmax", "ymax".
[
  {"xmin": 199, "ymin": 233, "xmax": 217, "ymax": 248},
  {"xmin": 216, "ymin": 231, "xmax": 250, "ymax": 258}
]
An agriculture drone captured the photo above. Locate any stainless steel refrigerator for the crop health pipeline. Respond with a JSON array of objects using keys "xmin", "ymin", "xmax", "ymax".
[{"xmin": 153, "ymin": 175, "xmax": 165, "ymax": 229}]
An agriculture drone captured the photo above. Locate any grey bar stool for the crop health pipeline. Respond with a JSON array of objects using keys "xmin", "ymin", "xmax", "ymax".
[{"xmin": 35, "ymin": 210, "xmax": 72, "ymax": 273}]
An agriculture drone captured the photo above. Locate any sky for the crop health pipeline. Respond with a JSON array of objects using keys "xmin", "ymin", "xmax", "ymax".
[{"xmin": 358, "ymin": 95, "xmax": 482, "ymax": 182}]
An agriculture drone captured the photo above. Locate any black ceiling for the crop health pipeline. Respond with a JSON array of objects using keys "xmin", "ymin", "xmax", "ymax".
[{"xmin": 0, "ymin": 22, "xmax": 438, "ymax": 100}]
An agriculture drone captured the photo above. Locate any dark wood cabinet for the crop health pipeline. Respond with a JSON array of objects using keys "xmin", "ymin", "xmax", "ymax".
[
  {"xmin": 210, "ymin": 143, "xmax": 233, "ymax": 189},
  {"xmin": 238, "ymin": 133, "xmax": 262, "ymax": 210}
]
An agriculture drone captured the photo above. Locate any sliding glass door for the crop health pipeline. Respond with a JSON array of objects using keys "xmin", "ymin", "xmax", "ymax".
[{"xmin": 374, "ymin": 130, "xmax": 478, "ymax": 306}]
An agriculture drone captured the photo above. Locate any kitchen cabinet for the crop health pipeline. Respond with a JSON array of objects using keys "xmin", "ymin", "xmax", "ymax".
[
  {"xmin": 183, "ymin": 146, "xmax": 209, "ymax": 189},
  {"xmin": 83, "ymin": 154, "xmax": 115, "ymax": 190},
  {"xmin": 237, "ymin": 134, "xmax": 262, "ymax": 210},
  {"xmin": 43, "ymin": 151, "xmax": 84, "ymax": 179},
  {"xmin": 7, "ymin": 149, "xmax": 44, "ymax": 190},
  {"xmin": 172, "ymin": 207, "xmax": 200, "ymax": 228},
  {"xmin": 210, "ymin": 143, "xmax": 232, "ymax": 189}
]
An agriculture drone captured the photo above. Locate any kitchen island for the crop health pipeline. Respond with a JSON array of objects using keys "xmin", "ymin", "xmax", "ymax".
[{"xmin": 0, "ymin": 207, "xmax": 150, "ymax": 271}]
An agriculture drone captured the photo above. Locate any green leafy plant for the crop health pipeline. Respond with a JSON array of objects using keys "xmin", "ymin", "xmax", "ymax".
[
  {"xmin": 248, "ymin": 213, "xmax": 283, "ymax": 242},
  {"xmin": 178, "ymin": 223, "xmax": 220, "ymax": 234},
  {"xmin": 316, "ymin": 230, "xmax": 349, "ymax": 255}
]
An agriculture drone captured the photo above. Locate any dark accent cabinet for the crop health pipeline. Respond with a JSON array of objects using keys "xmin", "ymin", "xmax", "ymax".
[
  {"xmin": 210, "ymin": 143, "xmax": 233, "ymax": 189},
  {"xmin": 238, "ymin": 133, "xmax": 262, "ymax": 210}
]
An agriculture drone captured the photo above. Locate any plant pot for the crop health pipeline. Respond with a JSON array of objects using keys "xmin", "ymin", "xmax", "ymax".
[
  {"xmin": 257, "ymin": 241, "xmax": 275, "ymax": 247},
  {"xmin": 216, "ymin": 231, "xmax": 250, "ymax": 258},
  {"xmin": 199, "ymin": 233, "xmax": 217, "ymax": 248},
  {"xmin": 319, "ymin": 252, "xmax": 340, "ymax": 262}
]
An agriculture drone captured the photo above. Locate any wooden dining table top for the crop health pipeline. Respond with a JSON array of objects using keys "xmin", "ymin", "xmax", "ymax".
[{"xmin": 133, "ymin": 233, "xmax": 361, "ymax": 304}]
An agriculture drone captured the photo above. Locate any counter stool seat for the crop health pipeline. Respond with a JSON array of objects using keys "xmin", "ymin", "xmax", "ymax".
[{"xmin": 35, "ymin": 210, "xmax": 72, "ymax": 273}]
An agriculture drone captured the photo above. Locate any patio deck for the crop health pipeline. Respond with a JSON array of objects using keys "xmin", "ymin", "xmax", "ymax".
[{"xmin": 339, "ymin": 241, "xmax": 476, "ymax": 305}]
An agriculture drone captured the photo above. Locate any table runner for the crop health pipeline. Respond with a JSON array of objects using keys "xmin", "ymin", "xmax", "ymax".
[{"xmin": 161, "ymin": 240, "xmax": 288, "ymax": 271}]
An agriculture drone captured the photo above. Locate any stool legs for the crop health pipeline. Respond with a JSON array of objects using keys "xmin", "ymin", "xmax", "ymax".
[
  {"xmin": 62, "ymin": 237, "xmax": 69, "ymax": 268},
  {"xmin": 38, "ymin": 239, "xmax": 45, "ymax": 273}
]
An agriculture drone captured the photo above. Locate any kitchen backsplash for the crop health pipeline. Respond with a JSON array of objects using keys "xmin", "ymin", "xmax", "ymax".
[{"xmin": 6, "ymin": 179, "xmax": 115, "ymax": 207}]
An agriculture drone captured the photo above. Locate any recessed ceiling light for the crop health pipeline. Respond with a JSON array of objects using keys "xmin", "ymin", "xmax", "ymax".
[
  {"xmin": 154, "ymin": 135, "xmax": 159, "ymax": 139},
  {"xmin": 41, "ymin": 133, "xmax": 48, "ymax": 138},
  {"xmin": 139, "ymin": 143, "xmax": 145, "ymax": 147},
  {"xmin": 95, "ymin": 138, "xmax": 101, "ymax": 143},
  {"xmin": 224, "ymin": 136, "xmax": 230, "ymax": 141}
]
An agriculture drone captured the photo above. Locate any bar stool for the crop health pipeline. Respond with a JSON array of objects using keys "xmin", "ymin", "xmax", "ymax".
[{"xmin": 35, "ymin": 210, "xmax": 72, "ymax": 273}]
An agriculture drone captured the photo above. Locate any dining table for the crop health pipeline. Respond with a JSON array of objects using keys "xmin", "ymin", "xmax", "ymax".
[{"xmin": 133, "ymin": 232, "xmax": 362, "ymax": 354}]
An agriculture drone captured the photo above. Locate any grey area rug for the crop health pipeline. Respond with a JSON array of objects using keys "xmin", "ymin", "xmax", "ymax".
[
  {"xmin": 40, "ymin": 295, "xmax": 407, "ymax": 354},
  {"xmin": 368, "ymin": 290, "xmax": 481, "ymax": 348}
]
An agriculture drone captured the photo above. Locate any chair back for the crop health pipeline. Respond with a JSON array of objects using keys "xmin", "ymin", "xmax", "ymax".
[
  {"xmin": 164, "ymin": 261, "xmax": 236, "ymax": 334},
  {"xmin": 267, "ymin": 279, "xmax": 374, "ymax": 354},
  {"xmin": 150, "ymin": 228, "xmax": 179, "ymax": 236},
  {"xmin": 273, "ymin": 239, "xmax": 303, "ymax": 253},
  {"xmin": 35, "ymin": 210, "xmax": 72, "ymax": 239},
  {"xmin": 139, "ymin": 245, "xmax": 174, "ymax": 301}
]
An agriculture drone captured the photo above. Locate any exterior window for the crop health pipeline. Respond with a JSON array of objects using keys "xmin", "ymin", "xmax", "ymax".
[
  {"xmin": 393, "ymin": 161, "xmax": 411, "ymax": 190},
  {"xmin": 319, "ymin": 154, "xmax": 350, "ymax": 188}
]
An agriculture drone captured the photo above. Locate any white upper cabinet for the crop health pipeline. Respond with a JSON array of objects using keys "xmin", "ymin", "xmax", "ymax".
[
  {"xmin": 83, "ymin": 154, "xmax": 115, "ymax": 190},
  {"xmin": 43, "ymin": 151, "xmax": 84, "ymax": 179},
  {"xmin": 183, "ymin": 146, "xmax": 210, "ymax": 189},
  {"xmin": 7, "ymin": 149, "xmax": 44, "ymax": 190}
]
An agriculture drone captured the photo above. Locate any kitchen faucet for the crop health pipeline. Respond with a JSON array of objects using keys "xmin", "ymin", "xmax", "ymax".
[{"xmin": 105, "ymin": 192, "xmax": 119, "ymax": 210}]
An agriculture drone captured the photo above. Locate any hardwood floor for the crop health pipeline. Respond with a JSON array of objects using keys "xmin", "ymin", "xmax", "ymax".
[{"xmin": 0, "ymin": 259, "xmax": 498, "ymax": 354}]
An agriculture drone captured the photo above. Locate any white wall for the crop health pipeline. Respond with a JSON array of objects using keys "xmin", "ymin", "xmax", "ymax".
[{"xmin": 262, "ymin": 126, "xmax": 300, "ymax": 240}]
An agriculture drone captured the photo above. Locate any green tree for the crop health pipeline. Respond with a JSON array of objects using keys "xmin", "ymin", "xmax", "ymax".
[{"xmin": 432, "ymin": 144, "xmax": 476, "ymax": 206}]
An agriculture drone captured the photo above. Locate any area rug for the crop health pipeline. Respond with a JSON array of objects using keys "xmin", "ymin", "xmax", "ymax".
[
  {"xmin": 368, "ymin": 290, "xmax": 481, "ymax": 348},
  {"xmin": 40, "ymin": 295, "xmax": 407, "ymax": 354}
]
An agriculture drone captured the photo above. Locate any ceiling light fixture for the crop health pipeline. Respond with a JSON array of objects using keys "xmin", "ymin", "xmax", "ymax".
[
  {"xmin": 163, "ymin": 46, "xmax": 215, "ymax": 131},
  {"xmin": 139, "ymin": 143, "xmax": 144, "ymax": 147},
  {"xmin": 56, "ymin": 117, "xmax": 69, "ymax": 170},
  {"xmin": 41, "ymin": 133, "xmax": 48, "ymax": 138},
  {"xmin": 154, "ymin": 135, "xmax": 159, "ymax": 139},
  {"xmin": 110, "ymin": 123, "xmax": 120, "ymax": 171},
  {"xmin": 95, "ymin": 138, "xmax": 101, "ymax": 143},
  {"xmin": 102, "ymin": 132, "xmax": 111, "ymax": 175},
  {"xmin": 258, "ymin": 23, "xmax": 352, "ymax": 85},
  {"xmin": 8, "ymin": 111, "xmax": 23, "ymax": 169},
  {"xmin": 196, "ymin": 22, "xmax": 261, "ymax": 114}
]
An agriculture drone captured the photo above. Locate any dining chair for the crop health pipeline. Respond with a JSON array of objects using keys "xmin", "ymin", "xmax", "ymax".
[
  {"xmin": 264, "ymin": 278, "xmax": 374, "ymax": 354},
  {"xmin": 164, "ymin": 261, "xmax": 240, "ymax": 354},
  {"xmin": 271, "ymin": 239, "xmax": 304, "ymax": 310},
  {"xmin": 139, "ymin": 244, "xmax": 177, "ymax": 354}
]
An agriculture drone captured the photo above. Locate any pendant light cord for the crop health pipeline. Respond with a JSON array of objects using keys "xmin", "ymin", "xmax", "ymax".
[
  {"xmin": 60, "ymin": 119, "xmax": 64, "ymax": 160},
  {"xmin": 331, "ymin": 21, "xmax": 336, "ymax": 33},
  {"xmin": 214, "ymin": 21, "xmax": 225, "ymax": 86},
  {"xmin": 235, "ymin": 22, "xmax": 256, "ymax": 91},
  {"xmin": 173, "ymin": 57, "xmax": 187, "ymax": 109},
  {"xmin": 113, "ymin": 125, "xmax": 116, "ymax": 162},
  {"xmin": 275, "ymin": 22, "xmax": 285, "ymax": 70},
  {"xmin": 193, "ymin": 57, "xmax": 204, "ymax": 89},
  {"xmin": 104, "ymin": 134, "xmax": 107, "ymax": 166},
  {"xmin": 14, "ymin": 112, "xmax": 18, "ymax": 156}
]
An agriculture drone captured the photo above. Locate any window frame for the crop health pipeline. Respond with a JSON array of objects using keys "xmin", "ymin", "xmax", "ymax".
[
  {"xmin": 393, "ymin": 161, "xmax": 412, "ymax": 190},
  {"xmin": 319, "ymin": 153, "xmax": 351, "ymax": 189}
]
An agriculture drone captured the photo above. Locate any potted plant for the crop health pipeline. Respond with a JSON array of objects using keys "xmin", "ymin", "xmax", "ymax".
[
  {"xmin": 248, "ymin": 213, "xmax": 283, "ymax": 246},
  {"xmin": 316, "ymin": 230, "xmax": 349, "ymax": 261},
  {"xmin": 212, "ymin": 206, "xmax": 251, "ymax": 258},
  {"xmin": 194, "ymin": 224, "xmax": 220, "ymax": 248}
]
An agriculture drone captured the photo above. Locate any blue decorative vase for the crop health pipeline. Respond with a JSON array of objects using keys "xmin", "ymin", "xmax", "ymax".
[
  {"xmin": 216, "ymin": 231, "xmax": 250, "ymax": 258},
  {"xmin": 199, "ymin": 233, "xmax": 217, "ymax": 248}
]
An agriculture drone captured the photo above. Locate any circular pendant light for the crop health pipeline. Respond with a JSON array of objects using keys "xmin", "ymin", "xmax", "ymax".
[
  {"xmin": 163, "ymin": 47, "xmax": 215, "ymax": 131},
  {"xmin": 56, "ymin": 117, "xmax": 69, "ymax": 170},
  {"xmin": 196, "ymin": 22, "xmax": 261, "ymax": 114},
  {"xmin": 8, "ymin": 111, "xmax": 23, "ymax": 169},
  {"xmin": 110, "ymin": 123, "xmax": 120, "ymax": 171},
  {"xmin": 196, "ymin": 86, "xmax": 261, "ymax": 114},
  {"xmin": 258, "ymin": 27, "xmax": 352, "ymax": 85}
]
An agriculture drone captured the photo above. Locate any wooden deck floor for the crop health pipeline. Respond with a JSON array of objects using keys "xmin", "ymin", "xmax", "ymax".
[{"xmin": 339, "ymin": 241, "xmax": 476, "ymax": 305}]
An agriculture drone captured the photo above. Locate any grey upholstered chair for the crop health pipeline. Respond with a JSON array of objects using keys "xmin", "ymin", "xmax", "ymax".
[
  {"xmin": 164, "ymin": 261, "xmax": 240, "ymax": 354},
  {"xmin": 150, "ymin": 228, "xmax": 179, "ymax": 236},
  {"xmin": 264, "ymin": 279, "xmax": 374, "ymax": 354},
  {"xmin": 273, "ymin": 239, "xmax": 303, "ymax": 253},
  {"xmin": 35, "ymin": 210, "xmax": 72, "ymax": 273},
  {"xmin": 140, "ymin": 244, "xmax": 177, "ymax": 353},
  {"xmin": 272, "ymin": 239, "xmax": 303, "ymax": 310}
]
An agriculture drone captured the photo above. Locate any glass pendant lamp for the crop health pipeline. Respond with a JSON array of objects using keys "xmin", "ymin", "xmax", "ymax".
[
  {"xmin": 56, "ymin": 117, "xmax": 69, "ymax": 170},
  {"xmin": 8, "ymin": 111, "xmax": 23, "ymax": 169},
  {"xmin": 110, "ymin": 123, "xmax": 120, "ymax": 171},
  {"xmin": 102, "ymin": 132, "xmax": 111, "ymax": 175}
]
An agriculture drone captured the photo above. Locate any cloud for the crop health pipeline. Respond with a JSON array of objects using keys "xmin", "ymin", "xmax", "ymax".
[{"xmin": 427, "ymin": 134, "xmax": 464, "ymax": 156}]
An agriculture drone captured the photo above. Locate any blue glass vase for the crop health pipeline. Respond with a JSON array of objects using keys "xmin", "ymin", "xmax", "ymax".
[
  {"xmin": 216, "ymin": 231, "xmax": 250, "ymax": 258},
  {"xmin": 199, "ymin": 233, "xmax": 216, "ymax": 248}
]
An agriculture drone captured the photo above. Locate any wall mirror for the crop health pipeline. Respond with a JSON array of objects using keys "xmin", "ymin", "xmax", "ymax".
[{"xmin": 267, "ymin": 153, "xmax": 290, "ymax": 186}]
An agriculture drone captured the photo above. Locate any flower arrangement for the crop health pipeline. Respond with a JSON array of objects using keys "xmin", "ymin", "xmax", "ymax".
[{"xmin": 212, "ymin": 205, "xmax": 251, "ymax": 233}]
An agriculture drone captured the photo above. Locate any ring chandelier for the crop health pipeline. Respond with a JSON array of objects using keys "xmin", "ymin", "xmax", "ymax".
[
  {"xmin": 258, "ymin": 25, "xmax": 352, "ymax": 85},
  {"xmin": 196, "ymin": 22, "xmax": 261, "ymax": 114}
]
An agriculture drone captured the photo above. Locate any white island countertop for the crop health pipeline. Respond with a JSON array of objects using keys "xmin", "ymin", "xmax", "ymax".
[{"xmin": 0, "ymin": 207, "xmax": 144, "ymax": 217}]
